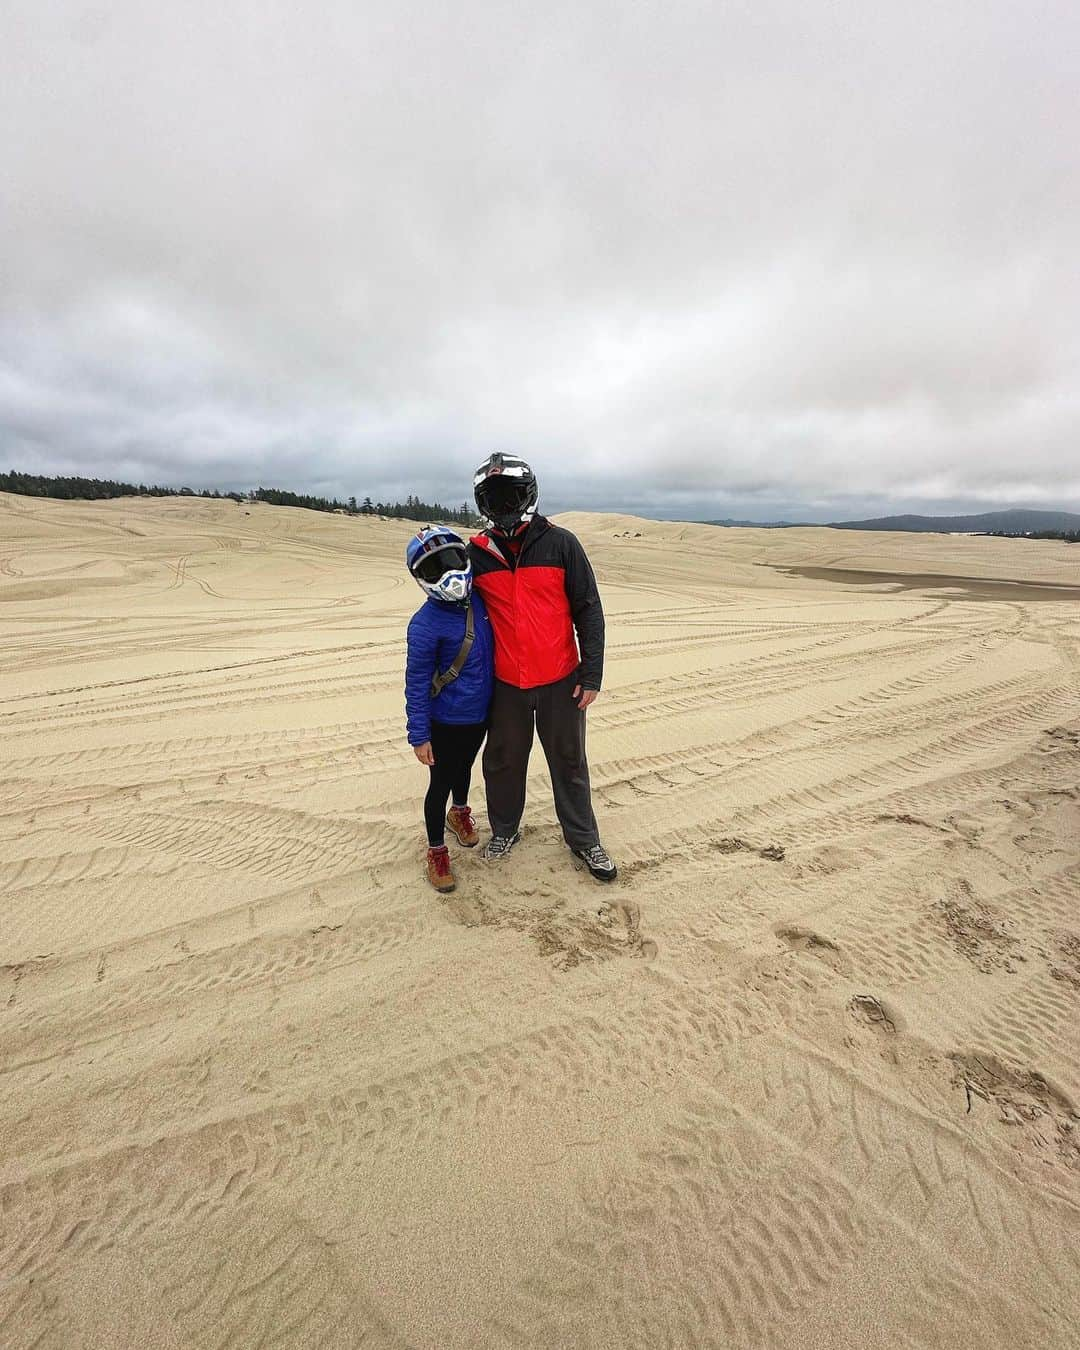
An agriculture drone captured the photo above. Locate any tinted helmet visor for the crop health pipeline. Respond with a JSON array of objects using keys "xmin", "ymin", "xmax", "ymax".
[
  {"xmin": 412, "ymin": 543, "xmax": 468, "ymax": 583},
  {"xmin": 477, "ymin": 477, "xmax": 533, "ymax": 517}
]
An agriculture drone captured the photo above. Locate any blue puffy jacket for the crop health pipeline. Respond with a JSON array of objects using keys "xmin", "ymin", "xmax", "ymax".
[{"xmin": 405, "ymin": 593, "xmax": 494, "ymax": 745}]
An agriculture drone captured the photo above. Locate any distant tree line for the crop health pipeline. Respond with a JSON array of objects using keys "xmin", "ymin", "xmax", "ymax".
[
  {"xmin": 1, "ymin": 471, "xmax": 479, "ymax": 525},
  {"xmin": 982, "ymin": 529, "xmax": 1080, "ymax": 543},
  {"xmin": 365, "ymin": 494, "xmax": 478, "ymax": 525},
  {"xmin": 253, "ymin": 487, "xmax": 477, "ymax": 525},
  {"xmin": 0, "ymin": 469, "xmax": 243, "ymax": 502}
]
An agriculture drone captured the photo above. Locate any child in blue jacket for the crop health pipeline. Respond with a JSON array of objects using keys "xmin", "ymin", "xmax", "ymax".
[{"xmin": 404, "ymin": 525, "xmax": 494, "ymax": 892}]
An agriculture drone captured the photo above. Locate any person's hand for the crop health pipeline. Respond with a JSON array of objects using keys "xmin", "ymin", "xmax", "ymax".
[
  {"xmin": 572, "ymin": 686, "xmax": 599, "ymax": 710},
  {"xmin": 413, "ymin": 741, "xmax": 435, "ymax": 765}
]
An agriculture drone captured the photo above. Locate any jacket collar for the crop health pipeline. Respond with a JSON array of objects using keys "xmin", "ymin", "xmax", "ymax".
[
  {"xmin": 471, "ymin": 515, "xmax": 549, "ymax": 566},
  {"xmin": 425, "ymin": 594, "xmax": 469, "ymax": 611}
]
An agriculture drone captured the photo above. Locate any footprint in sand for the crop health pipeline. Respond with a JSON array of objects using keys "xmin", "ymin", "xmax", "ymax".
[
  {"xmin": 950, "ymin": 1050, "xmax": 1080, "ymax": 1171},
  {"xmin": 848, "ymin": 993, "xmax": 902, "ymax": 1034},
  {"xmin": 440, "ymin": 892, "xmax": 658, "ymax": 968},
  {"xmin": 775, "ymin": 923, "xmax": 853, "ymax": 976}
]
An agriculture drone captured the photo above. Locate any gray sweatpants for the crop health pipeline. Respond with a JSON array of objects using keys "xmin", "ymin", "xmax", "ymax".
[{"xmin": 482, "ymin": 671, "xmax": 600, "ymax": 850}]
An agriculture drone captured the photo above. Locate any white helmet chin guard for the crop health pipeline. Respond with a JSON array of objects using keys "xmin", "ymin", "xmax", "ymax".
[{"xmin": 430, "ymin": 569, "xmax": 470, "ymax": 603}]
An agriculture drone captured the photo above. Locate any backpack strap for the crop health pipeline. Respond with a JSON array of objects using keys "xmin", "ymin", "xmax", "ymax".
[{"xmin": 430, "ymin": 601, "xmax": 475, "ymax": 698}]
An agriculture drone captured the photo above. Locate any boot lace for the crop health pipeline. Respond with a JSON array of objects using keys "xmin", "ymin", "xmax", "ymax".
[{"xmin": 429, "ymin": 846, "xmax": 451, "ymax": 877}]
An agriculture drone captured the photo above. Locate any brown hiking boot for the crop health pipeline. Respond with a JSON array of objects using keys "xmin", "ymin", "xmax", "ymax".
[
  {"xmin": 426, "ymin": 845, "xmax": 456, "ymax": 892},
  {"xmin": 446, "ymin": 804, "xmax": 480, "ymax": 847}
]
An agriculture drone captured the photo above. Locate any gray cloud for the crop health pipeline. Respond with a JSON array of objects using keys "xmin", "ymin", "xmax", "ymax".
[{"xmin": 3, "ymin": 0, "xmax": 1078, "ymax": 519}]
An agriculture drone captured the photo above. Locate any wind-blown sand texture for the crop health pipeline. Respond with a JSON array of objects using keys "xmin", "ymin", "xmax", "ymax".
[{"xmin": 2, "ymin": 491, "xmax": 1079, "ymax": 1348}]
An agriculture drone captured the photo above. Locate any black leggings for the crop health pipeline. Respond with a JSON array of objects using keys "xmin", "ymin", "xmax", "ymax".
[{"xmin": 425, "ymin": 720, "xmax": 487, "ymax": 845}]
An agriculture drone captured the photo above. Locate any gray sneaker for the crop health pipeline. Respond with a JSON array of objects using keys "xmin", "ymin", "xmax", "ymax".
[
  {"xmin": 481, "ymin": 831, "xmax": 521, "ymax": 861},
  {"xmin": 574, "ymin": 843, "xmax": 617, "ymax": 882}
]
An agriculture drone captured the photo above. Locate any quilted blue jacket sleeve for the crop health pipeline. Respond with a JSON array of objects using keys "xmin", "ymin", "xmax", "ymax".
[{"xmin": 405, "ymin": 608, "xmax": 438, "ymax": 746}]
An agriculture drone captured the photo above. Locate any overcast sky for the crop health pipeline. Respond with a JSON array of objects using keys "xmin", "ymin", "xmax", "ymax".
[{"xmin": 2, "ymin": 1, "xmax": 1078, "ymax": 521}]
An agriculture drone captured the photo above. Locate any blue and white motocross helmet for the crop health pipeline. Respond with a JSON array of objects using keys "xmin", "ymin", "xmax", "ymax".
[{"xmin": 406, "ymin": 524, "xmax": 472, "ymax": 603}]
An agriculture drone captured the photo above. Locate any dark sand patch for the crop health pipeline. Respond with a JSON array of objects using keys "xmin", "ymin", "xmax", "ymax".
[{"xmin": 766, "ymin": 565, "xmax": 1080, "ymax": 603}]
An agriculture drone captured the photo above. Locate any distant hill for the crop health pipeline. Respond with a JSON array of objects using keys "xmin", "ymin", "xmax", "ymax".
[
  {"xmin": 701, "ymin": 518, "xmax": 804, "ymax": 528},
  {"xmin": 827, "ymin": 508, "xmax": 1080, "ymax": 534}
]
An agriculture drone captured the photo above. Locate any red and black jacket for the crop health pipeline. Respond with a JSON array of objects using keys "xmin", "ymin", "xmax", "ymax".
[{"xmin": 468, "ymin": 516, "xmax": 605, "ymax": 691}]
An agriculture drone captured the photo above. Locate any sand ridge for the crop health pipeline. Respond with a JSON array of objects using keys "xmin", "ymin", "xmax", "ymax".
[{"xmin": 1, "ymin": 491, "xmax": 1079, "ymax": 1347}]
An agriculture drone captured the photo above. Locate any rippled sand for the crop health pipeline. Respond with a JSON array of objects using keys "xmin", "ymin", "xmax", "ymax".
[{"xmin": 2, "ymin": 491, "xmax": 1078, "ymax": 1347}]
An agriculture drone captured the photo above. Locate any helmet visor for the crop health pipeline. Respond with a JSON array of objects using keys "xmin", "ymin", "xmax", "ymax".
[
  {"xmin": 477, "ymin": 477, "xmax": 533, "ymax": 517},
  {"xmin": 412, "ymin": 543, "xmax": 468, "ymax": 583}
]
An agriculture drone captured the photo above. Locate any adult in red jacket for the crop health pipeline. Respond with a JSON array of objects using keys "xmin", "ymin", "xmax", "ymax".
[{"xmin": 468, "ymin": 453, "xmax": 616, "ymax": 882}]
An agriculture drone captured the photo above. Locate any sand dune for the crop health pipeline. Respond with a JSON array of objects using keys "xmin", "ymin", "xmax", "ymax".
[{"xmin": 1, "ymin": 491, "xmax": 1078, "ymax": 1348}]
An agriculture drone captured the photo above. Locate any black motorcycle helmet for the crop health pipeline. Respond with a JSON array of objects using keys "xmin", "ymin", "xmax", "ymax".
[{"xmin": 473, "ymin": 452, "xmax": 539, "ymax": 534}]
